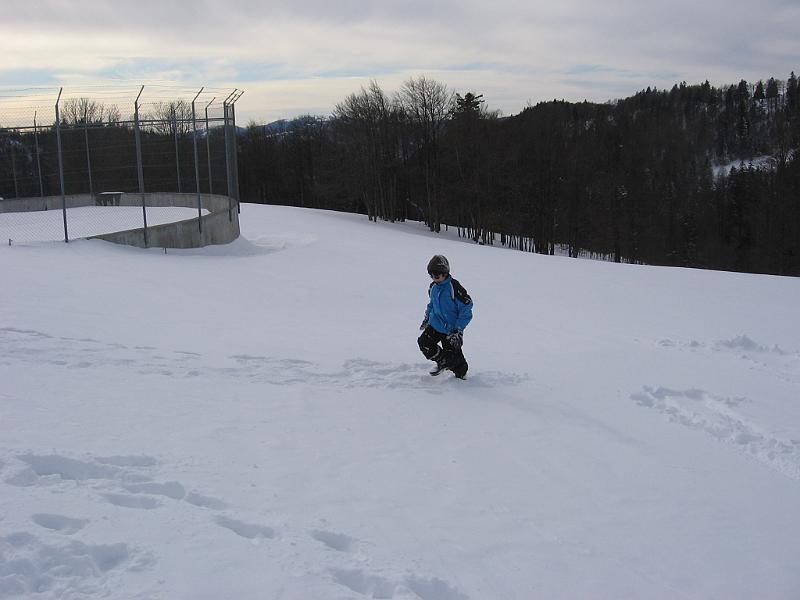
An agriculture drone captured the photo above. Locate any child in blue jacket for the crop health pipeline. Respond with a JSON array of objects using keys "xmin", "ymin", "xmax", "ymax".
[{"xmin": 418, "ymin": 255, "xmax": 473, "ymax": 378}]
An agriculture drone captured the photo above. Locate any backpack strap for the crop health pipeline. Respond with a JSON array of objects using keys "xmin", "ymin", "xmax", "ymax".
[{"xmin": 450, "ymin": 278, "xmax": 472, "ymax": 305}]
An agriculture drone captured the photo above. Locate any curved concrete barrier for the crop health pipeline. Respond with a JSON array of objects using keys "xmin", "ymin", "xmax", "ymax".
[{"xmin": 0, "ymin": 192, "xmax": 240, "ymax": 248}]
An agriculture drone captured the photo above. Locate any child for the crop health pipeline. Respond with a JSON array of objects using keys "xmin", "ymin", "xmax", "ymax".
[{"xmin": 417, "ymin": 255, "xmax": 473, "ymax": 379}]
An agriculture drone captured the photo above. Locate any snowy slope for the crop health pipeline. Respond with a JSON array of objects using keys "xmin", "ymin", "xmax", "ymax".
[{"xmin": 1, "ymin": 204, "xmax": 799, "ymax": 600}]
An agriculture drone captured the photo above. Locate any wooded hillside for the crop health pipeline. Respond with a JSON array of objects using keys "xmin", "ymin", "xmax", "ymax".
[{"xmin": 238, "ymin": 74, "xmax": 800, "ymax": 276}]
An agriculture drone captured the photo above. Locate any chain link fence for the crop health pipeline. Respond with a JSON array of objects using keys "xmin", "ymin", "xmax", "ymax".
[{"xmin": 0, "ymin": 85, "xmax": 243, "ymax": 245}]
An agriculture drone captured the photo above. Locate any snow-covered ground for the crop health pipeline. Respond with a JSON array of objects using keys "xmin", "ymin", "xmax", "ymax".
[
  {"xmin": 712, "ymin": 155, "xmax": 779, "ymax": 177},
  {"xmin": 1, "ymin": 203, "xmax": 799, "ymax": 599},
  {"xmin": 0, "ymin": 206, "xmax": 209, "ymax": 244}
]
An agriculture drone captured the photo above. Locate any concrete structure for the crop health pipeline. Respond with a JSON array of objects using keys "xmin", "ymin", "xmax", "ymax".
[{"xmin": 0, "ymin": 192, "xmax": 240, "ymax": 248}]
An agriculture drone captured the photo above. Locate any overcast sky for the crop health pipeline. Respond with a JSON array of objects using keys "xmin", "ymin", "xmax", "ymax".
[{"xmin": 1, "ymin": 0, "xmax": 798, "ymax": 123}]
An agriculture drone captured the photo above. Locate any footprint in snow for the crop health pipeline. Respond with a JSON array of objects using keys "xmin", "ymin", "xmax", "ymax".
[
  {"xmin": 19, "ymin": 454, "xmax": 122, "ymax": 481},
  {"xmin": 124, "ymin": 481, "xmax": 186, "ymax": 500},
  {"xmin": 1, "ymin": 327, "xmax": 526, "ymax": 390},
  {"xmin": 215, "ymin": 516, "xmax": 275, "ymax": 540},
  {"xmin": 94, "ymin": 455, "xmax": 158, "ymax": 468},
  {"xmin": 185, "ymin": 491, "xmax": 228, "ymax": 509},
  {"xmin": 631, "ymin": 386, "xmax": 800, "ymax": 480},
  {"xmin": 5, "ymin": 452, "xmax": 232, "ymax": 516},
  {"xmin": 332, "ymin": 568, "xmax": 397, "ymax": 598},
  {"xmin": 32, "ymin": 513, "xmax": 88, "ymax": 534},
  {"xmin": 312, "ymin": 529, "xmax": 357, "ymax": 552},
  {"xmin": 103, "ymin": 493, "xmax": 162, "ymax": 510},
  {"xmin": 331, "ymin": 569, "xmax": 470, "ymax": 600},
  {"xmin": 4, "ymin": 453, "xmax": 161, "ymax": 489},
  {"xmin": 405, "ymin": 575, "xmax": 471, "ymax": 600},
  {"xmin": 0, "ymin": 531, "xmax": 153, "ymax": 597}
]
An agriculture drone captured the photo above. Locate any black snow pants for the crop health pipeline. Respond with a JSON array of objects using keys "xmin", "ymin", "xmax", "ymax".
[{"xmin": 418, "ymin": 325, "xmax": 468, "ymax": 378}]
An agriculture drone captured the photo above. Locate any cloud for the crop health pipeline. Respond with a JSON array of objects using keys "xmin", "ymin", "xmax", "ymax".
[{"xmin": 1, "ymin": 0, "xmax": 798, "ymax": 123}]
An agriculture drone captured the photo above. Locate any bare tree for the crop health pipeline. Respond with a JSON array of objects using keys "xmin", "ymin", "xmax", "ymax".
[
  {"xmin": 60, "ymin": 98, "xmax": 119, "ymax": 124},
  {"xmin": 396, "ymin": 76, "xmax": 454, "ymax": 231},
  {"xmin": 144, "ymin": 101, "xmax": 193, "ymax": 135},
  {"xmin": 334, "ymin": 80, "xmax": 407, "ymax": 221},
  {"xmin": 105, "ymin": 104, "xmax": 121, "ymax": 124}
]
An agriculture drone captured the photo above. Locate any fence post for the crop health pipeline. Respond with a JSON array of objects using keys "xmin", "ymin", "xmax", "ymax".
[
  {"xmin": 84, "ymin": 105, "xmax": 93, "ymax": 196},
  {"xmin": 172, "ymin": 105, "xmax": 182, "ymax": 193},
  {"xmin": 224, "ymin": 101, "xmax": 231, "ymax": 220},
  {"xmin": 223, "ymin": 91, "xmax": 236, "ymax": 221},
  {"xmin": 134, "ymin": 85, "xmax": 148, "ymax": 247},
  {"xmin": 230, "ymin": 91, "xmax": 243, "ymax": 213},
  {"xmin": 34, "ymin": 112, "xmax": 43, "ymax": 198},
  {"xmin": 55, "ymin": 88, "xmax": 68, "ymax": 242},
  {"xmin": 192, "ymin": 87, "xmax": 204, "ymax": 233},
  {"xmin": 10, "ymin": 142, "xmax": 18, "ymax": 199},
  {"xmin": 205, "ymin": 98, "xmax": 215, "ymax": 195}
]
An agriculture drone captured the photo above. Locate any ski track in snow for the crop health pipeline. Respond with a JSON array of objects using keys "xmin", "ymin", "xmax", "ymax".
[
  {"xmin": 631, "ymin": 334, "xmax": 800, "ymax": 480},
  {"xmin": 631, "ymin": 386, "xmax": 800, "ymax": 480},
  {"xmin": 0, "ymin": 328, "xmax": 495, "ymax": 599},
  {"xmin": 0, "ymin": 451, "xmax": 470, "ymax": 599},
  {"xmin": 0, "ymin": 326, "xmax": 527, "ymax": 391},
  {"xmin": 655, "ymin": 334, "xmax": 800, "ymax": 386}
]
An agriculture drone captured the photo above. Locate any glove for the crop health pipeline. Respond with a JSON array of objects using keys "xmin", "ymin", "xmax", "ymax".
[
  {"xmin": 420, "ymin": 318, "xmax": 429, "ymax": 331},
  {"xmin": 447, "ymin": 330, "xmax": 463, "ymax": 349}
]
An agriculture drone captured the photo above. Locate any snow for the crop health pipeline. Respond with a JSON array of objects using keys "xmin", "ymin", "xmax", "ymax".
[
  {"xmin": 1, "ymin": 203, "xmax": 799, "ymax": 599},
  {"xmin": 712, "ymin": 155, "xmax": 777, "ymax": 177},
  {"xmin": 712, "ymin": 150, "xmax": 798, "ymax": 178}
]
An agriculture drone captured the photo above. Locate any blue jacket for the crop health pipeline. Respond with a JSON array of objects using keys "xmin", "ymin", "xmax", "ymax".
[{"xmin": 425, "ymin": 276, "xmax": 473, "ymax": 334}]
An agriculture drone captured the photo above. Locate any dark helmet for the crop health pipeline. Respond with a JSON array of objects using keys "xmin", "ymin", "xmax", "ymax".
[{"xmin": 427, "ymin": 254, "xmax": 450, "ymax": 275}]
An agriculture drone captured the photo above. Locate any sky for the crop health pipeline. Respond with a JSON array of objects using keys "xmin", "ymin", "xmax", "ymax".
[{"xmin": 1, "ymin": 0, "xmax": 799, "ymax": 124}]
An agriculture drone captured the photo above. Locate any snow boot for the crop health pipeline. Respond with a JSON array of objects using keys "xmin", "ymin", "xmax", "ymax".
[
  {"xmin": 429, "ymin": 360, "xmax": 448, "ymax": 376},
  {"xmin": 451, "ymin": 359, "xmax": 468, "ymax": 380},
  {"xmin": 429, "ymin": 351, "xmax": 448, "ymax": 376}
]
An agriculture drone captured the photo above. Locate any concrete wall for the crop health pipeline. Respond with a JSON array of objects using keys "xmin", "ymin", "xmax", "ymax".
[{"xmin": 0, "ymin": 192, "xmax": 240, "ymax": 249}]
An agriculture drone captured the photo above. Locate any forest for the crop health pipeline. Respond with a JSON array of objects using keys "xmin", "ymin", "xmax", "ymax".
[
  {"xmin": 2, "ymin": 75, "xmax": 799, "ymax": 275},
  {"xmin": 237, "ymin": 74, "xmax": 800, "ymax": 276}
]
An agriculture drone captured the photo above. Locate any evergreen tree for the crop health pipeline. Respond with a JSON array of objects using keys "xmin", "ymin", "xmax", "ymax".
[
  {"xmin": 766, "ymin": 77, "xmax": 780, "ymax": 113},
  {"xmin": 228, "ymin": 74, "xmax": 800, "ymax": 276},
  {"xmin": 754, "ymin": 80, "xmax": 765, "ymax": 102},
  {"xmin": 787, "ymin": 72, "xmax": 798, "ymax": 112}
]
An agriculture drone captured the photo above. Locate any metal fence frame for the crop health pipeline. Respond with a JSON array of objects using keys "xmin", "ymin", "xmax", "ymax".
[{"xmin": 0, "ymin": 86, "xmax": 243, "ymax": 245}]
